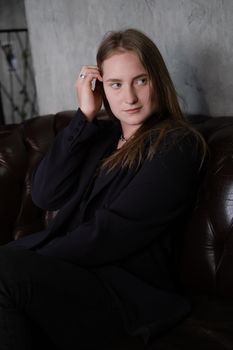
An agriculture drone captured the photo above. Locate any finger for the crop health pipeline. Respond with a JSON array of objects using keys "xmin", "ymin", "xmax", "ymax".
[
  {"xmin": 79, "ymin": 65, "xmax": 100, "ymax": 77},
  {"xmin": 78, "ymin": 71, "xmax": 102, "ymax": 84},
  {"xmin": 81, "ymin": 65, "xmax": 100, "ymax": 70}
]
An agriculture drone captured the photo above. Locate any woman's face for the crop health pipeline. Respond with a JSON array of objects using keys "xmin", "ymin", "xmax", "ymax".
[{"xmin": 102, "ymin": 50, "xmax": 157, "ymax": 138}]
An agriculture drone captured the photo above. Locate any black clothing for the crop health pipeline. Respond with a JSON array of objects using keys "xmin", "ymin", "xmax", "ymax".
[{"xmin": 4, "ymin": 109, "xmax": 203, "ymax": 346}]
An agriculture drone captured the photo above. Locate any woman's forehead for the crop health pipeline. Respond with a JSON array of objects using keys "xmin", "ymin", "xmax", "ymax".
[{"xmin": 102, "ymin": 51, "xmax": 146, "ymax": 76}]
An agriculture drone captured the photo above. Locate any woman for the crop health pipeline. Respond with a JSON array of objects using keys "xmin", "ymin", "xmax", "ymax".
[{"xmin": 0, "ymin": 29, "xmax": 206, "ymax": 349}]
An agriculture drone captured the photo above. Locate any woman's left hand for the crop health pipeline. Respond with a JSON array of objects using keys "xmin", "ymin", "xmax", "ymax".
[{"xmin": 75, "ymin": 65, "xmax": 103, "ymax": 122}]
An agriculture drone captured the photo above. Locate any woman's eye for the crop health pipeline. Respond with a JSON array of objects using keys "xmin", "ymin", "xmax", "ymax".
[
  {"xmin": 137, "ymin": 78, "xmax": 147, "ymax": 86},
  {"xmin": 111, "ymin": 83, "xmax": 121, "ymax": 89}
]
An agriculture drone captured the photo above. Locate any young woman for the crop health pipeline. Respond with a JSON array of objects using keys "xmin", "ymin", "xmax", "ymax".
[{"xmin": 0, "ymin": 29, "xmax": 206, "ymax": 349}]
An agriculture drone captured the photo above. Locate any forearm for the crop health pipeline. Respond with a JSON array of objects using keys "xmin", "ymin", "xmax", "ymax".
[{"xmin": 35, "ymin": 208, "xmax": 159, "ymax": 266}]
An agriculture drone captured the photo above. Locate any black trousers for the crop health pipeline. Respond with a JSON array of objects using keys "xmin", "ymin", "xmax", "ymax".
[{"xmin": 0, "ymin": 246, "xmax": 126, "ymax": 350}]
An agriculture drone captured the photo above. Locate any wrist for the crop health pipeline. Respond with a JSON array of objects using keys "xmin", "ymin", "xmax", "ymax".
[{"xmin": 79, "ymin": 108, "xmax": 96, "ymax": 122}]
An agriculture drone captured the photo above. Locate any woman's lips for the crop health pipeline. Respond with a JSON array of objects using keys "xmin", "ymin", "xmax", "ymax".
[{"xmin": 124, "ymin": 107, "xmax": 141, "ymax": 113}]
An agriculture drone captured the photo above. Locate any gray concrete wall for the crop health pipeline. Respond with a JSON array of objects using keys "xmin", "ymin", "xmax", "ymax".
[{"xmin": 25, "ymin": 0, "xmax": 233, "ymax": 116}]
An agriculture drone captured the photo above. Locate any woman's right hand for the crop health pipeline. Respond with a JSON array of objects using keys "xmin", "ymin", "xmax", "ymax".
[{"xmin": 75, "ymin": 65, "xmax": 103, "ymax": 122}]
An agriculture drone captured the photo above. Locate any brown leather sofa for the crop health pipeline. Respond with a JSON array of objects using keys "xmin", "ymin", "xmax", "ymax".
[{"xmin": 0, "ymin": 111, "xmax": 233, "ymax": 349}]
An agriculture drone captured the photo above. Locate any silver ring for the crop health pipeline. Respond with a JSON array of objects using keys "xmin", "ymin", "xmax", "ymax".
[{"xmin": 79, "ymin": 73, "xmax": 86, "ymax": 79}]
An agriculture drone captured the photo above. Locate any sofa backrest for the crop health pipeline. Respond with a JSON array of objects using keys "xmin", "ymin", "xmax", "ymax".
[{"xmin": 0, "ymin": 111, "xmax": 74, "ymax": 244}]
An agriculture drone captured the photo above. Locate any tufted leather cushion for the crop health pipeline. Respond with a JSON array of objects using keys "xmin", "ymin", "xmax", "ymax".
[
  {"xmin": 181, "ymin": 116, "xmax": 233, "ymax": 298},
  {"xmin": 0, "ymin": 113, "xmax": 75, "ymax": 244},
  {"xmin": 0, "ymin": 128, "xmax": 28, "ymax": 243}
]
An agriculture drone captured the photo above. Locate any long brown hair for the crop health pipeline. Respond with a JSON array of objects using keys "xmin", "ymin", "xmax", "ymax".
[{"xmin": 96, "ymin": 28, "xmax": 206, "ymax": 172}]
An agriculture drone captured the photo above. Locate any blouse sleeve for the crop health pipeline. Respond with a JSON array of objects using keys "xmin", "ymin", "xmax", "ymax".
[{"xmin": 31, "ymin": 109, "xmax": 99, "ymax": 211}]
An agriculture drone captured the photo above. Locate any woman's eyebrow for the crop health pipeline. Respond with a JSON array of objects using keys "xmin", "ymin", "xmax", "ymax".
[
  {"xmin": 105, "ymin": 78, "xmax": 122, "ymax": 83},
  {"xmin": 104, "ymin": 73, "xmax": 148, "ymax": 83}
]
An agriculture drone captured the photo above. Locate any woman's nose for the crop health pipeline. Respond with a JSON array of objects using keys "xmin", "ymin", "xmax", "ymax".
[{"xmin": 125, "ymin": 86, "xmax": 138, "ymax": 105}]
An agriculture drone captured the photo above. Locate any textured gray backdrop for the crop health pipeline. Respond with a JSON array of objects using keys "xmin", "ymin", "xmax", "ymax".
[{"xmin": 25, "ymin": 0, "xmax": 233, "ymax": 116}]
